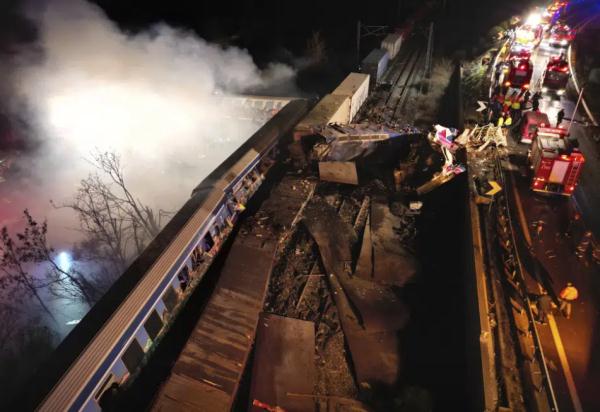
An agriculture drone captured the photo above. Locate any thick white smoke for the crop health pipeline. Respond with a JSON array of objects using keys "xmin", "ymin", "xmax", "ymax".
[{"xmin": 4, "ymin": 0, "xmax": 297, "ymax": 246}]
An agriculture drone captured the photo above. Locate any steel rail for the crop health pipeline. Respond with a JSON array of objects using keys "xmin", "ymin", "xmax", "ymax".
[{"xmin": 492, "ymin": 148, "xmax": 559, "ymax": 412}]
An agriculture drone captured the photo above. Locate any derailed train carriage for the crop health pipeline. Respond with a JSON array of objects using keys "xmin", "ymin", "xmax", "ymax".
[{"xmin": 17, "ymin": 99, "xmax": 310, "ymax": 412}]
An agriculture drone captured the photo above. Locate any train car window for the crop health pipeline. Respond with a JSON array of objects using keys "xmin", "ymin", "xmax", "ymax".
[
  {"xmin": 204, "ymin": 232, "xmax": 215, "ymax": 250},
  {"xmin": 177, "ymin": 265, "xmax": 190, "ymax": 292},
  {"xmin": 121, "ymin": 338, "xmax": 144, "ymax": 374},
  {"xmin": 144, "ymin": 309, "xmax": 164, "ymax": 341},
  {"xmin": 191, "ymin": 246, "xmax": 205, "ymax": 269},
  {"xmin": 97, "ymin": 382, "xmax": 120, "ymax": 411},
  {"xmin": 162, "ymin": 285, "xmax": 178, "ymax": 312},
  {"xmin": 94, "ymin": 374, "xmax": 114, "ymax": 400}
]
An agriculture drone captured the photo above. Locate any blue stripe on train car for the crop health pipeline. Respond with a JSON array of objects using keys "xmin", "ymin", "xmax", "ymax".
[{"xmin": 69, "ymin": 210, "xmax": 218, "ymax": 411}]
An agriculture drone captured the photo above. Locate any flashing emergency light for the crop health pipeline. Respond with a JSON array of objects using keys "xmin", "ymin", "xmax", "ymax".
[
  {"xmin": 526, "ymin": 12, "xmax": 542, "ymax": 26},
  {"xmin": 58, "ymin": 251, "xmax": 72, "ymax": 273}
]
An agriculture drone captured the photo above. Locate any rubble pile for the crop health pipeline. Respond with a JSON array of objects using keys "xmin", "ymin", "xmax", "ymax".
[{"xmin": 263, "ymin": 172, "xmax": 421, "ymax": 407}]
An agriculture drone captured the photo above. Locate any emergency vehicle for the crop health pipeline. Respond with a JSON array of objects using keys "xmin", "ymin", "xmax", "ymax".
[
  {"xmin": 529, "ymin": 128, "xmax": 584, "ymax": 196},
  {"xmin": 503, "ymin": 58, "xmax": 533, "ymax": 90},
  {"xmin": 514, "ymin": 24, "xmax": 543, "ymax": 48},
  {"xmin": 519, "ymin": 111, "xmax": 550, "ymax": 144},
  {"xmin": 508, "ymin": 43, "xmax": 532, "ymax": 61},
  {"xmin": 541, "ymin": 56, "xmax": 570, "ymax": 95},
  {"xmin": 548, "ymin": 24, "xmax": 574, "ymax": 47}
]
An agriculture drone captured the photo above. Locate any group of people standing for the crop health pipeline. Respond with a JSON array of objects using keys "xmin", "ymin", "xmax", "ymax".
[
  {"xmin": 488, "ymin": 86, "xmax": 536, "ymax": 127},
  {"xmin": 488, "ymin": 86, "xmax": 566, "ymax": 129}
]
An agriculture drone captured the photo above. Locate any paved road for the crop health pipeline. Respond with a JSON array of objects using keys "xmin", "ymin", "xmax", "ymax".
[{"xmin": 498, "ymin": 31, "xmax": 600, "ymax": 412}]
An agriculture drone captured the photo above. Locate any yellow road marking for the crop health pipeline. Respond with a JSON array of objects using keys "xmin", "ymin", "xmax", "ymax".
[
  {"xmin": 510, "ymin": 173, "xmax": 583, "ymax": 412},
  {"xmin": 548, "ymin": 314, "xmax": 584, "ymax": 412}
]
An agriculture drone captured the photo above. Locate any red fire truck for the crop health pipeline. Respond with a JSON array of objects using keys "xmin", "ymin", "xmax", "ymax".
[
  {"xmin": 519, "ymin": 111, "xmax": 551, "ymax": 144},
  {"xmin": 508, "ymin": 43, "xmax": 532, "ymax": 61},
  {"xmin": 541, "ymin": 56, "xmax": 570, "ymax": 95},
  {"xmin": 530, "ymin": 128, "xmax": 584, "ymax": 196},
  {"xmin": 548, "ymin": 24, "xmax": 574, "ymax": 48},
  {"xmin": 503, "ymin": 58, "xmax": 533, "ymax": 90}
]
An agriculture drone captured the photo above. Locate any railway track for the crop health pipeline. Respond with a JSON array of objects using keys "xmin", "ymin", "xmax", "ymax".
[
  {"xmin": 355, "ymin": 42, "xmax": 425, "ymax": 126},
  {"xmin": 388, "ymin": 49, "xmax": 424, "ymax": 119}
]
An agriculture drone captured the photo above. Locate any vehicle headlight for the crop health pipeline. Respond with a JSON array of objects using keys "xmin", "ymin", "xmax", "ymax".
[
  {"xmin": 561, "ymin": 39, "xmax": 568, "ymax": 45},
  {"xmin": 557, "ymin": 89, "xmax": 565, "ymax": 95},
  {"xmin": 542, "ymin": 87, "xmax": 548, "ymax": 92}
]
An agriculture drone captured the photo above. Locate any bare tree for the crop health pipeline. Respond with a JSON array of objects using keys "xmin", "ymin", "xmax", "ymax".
[
  {"xmin": 0, "ymin": 151, "xmax": 168, "ymax": 319},
  {"xmin": 1, "ymin": 210, "xmax": 104, "ymax": 312},
  {"xmin": 55, "ymin": 151, "xmax": 169, "ymax": 274},
  {"xmin": 0, "ymin": 219, "xmax": 55, "ymax": 317}
]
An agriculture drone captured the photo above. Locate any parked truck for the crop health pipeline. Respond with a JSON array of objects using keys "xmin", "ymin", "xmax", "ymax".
[
  {"xmin": 518, "ymin": 110, "xmax": 551, "ymax": 144},
  {"xmin": 541, "ymin": 55, "xmax": 570, "ymax": 96},
  {"xmin": 529, "ymin": 131, "xmax": 584, "ymax": 196}
]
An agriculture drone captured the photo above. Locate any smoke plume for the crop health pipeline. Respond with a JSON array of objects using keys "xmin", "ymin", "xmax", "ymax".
[{"xmin": 3, "ymin": 0, "xmax": 297, "ymax": 247}]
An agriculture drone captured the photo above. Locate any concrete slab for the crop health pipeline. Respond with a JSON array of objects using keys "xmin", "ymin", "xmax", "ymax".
[
  {"xmin": 318, "ymin": 161, "xmax": 359, "ymax": 185},
  {"xmin": 249, "ymin": 314, "xmax": 316, "ymax": 412},
  {"xmin": 369, "ymin": 201, "xmax": 419, "ymax": 287},
  {"xmin": 303, "ymin": 198, "xmax": 408, "ymax": 332}
]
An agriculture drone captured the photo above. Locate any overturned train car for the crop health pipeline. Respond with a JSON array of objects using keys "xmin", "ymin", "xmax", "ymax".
[{"xmin": 17, "ymin": 99, "xmax": 310, "ymax": 412}]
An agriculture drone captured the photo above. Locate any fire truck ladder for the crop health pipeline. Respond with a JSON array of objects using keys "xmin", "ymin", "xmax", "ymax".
[{"xmin": 564, "ymin": 161, "xmax": 581, "ymax": 190}]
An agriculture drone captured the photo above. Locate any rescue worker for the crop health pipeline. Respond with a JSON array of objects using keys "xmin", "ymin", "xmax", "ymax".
[
  {"xmin": 534, "ymin": 220, "xmax": 545, "ymax": 241},
  {"xmin": 497, "ymin": 114, "xmax": 505, "ymax": 128},
  {"xmin": 564, "ymin": 211, "xmax": 581, "ymax": 238},
  {"xmin": 556, "ymin": 108, "xmax": 565, "ymax": 127},
  {"xmin": 559, "ymin": 282, "xmax": 579, "ymax": 319},
  {"xmin": 532, "ymin": 292, "xmax": 553, "ymax": 324},
  {"xmin": 492, "ymin": 99, "xmax": 503, "ymax": 123},
  {"xmin": 510, "ymin": 98, "xmax": 522, "ymax": 123},
  {"xmin": 496, "ymin": 91, "xmax": 505, "ymax": 106},
  {"xmin": 523, "ymin": 89, "xmax": 531, "ymax": 107},
  {"xmin": 531, "ymin": 91, "xmax": 542, "ymax": 111}
]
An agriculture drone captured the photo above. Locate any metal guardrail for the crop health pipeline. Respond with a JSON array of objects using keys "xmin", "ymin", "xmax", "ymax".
[{"xmin": 490, "ymin": 148, "xmax": 559, "ymax": 412}]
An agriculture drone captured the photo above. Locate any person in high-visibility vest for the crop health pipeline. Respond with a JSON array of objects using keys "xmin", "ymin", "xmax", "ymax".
[
  {"xmin": 510, "ymin": 98, "xmax": 522, "ymax": 123},
  {"xmin": 559, "ymin": 282, "xmax": 579, "ymax": 319},
  {"xmin": 497, "ymin": 114, "xmax": 505, "ymax": 127}
]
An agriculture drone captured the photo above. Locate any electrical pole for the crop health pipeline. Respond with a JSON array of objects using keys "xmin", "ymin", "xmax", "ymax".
[
  {"xmin": 567, "ymin": 87, "xmax": 584, "ymax": 135},
  {"xmin": 425, "ymin": 22, "xmax": 434, "ymax": 78},
  {"xmin": 356, "ymin": 21, "xmax": 389, "ymax": 69}
]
